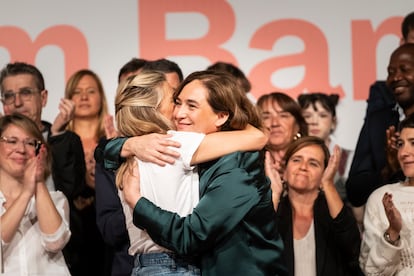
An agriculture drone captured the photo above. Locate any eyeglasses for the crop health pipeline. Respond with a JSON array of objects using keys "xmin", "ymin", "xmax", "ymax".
[
  {"xmin": 1, "ymin": 88, "xmax": 39, "ymax": 105},
  {"xmin": 0, "ymin": 136, "xmax": 42, "ymax": 153}
]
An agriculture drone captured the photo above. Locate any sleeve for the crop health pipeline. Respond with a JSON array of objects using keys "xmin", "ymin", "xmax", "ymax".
[
  {"xmin": 132, "ymin": 158, "xmax": 261, "ymax": 255},
  {"xmin": 95, "ymin": 163, "xmax": 130, "ymax": 247},
  {"xmin": 96, "ymin": 137, "xmax": 128, "ymax": 171},
  {"xmin": 40, "ymin": 191, "xmax": 71, "ymax": 253},
  {"xmin": 359, "ymin": 189, "xmax": 402, "ymax": 276},
  {"xmin": 48, "ymin": 130, "xmax": 86, "ymax": 200},
  {"xmin": 329, "ymin": 204, "xmax": 362, "ymax": 271},
  {"xmin": 346, "ymin": 107, "xmax": 398, "ymax": 207},
  {"xmin": 169, "ymin": 131, "xmax": 205, "ymax": 168}
]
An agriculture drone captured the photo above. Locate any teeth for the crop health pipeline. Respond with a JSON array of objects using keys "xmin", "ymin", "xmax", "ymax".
[{"xmin": 394, "ymin": 87, "xmax": 406, "ymax": 93}]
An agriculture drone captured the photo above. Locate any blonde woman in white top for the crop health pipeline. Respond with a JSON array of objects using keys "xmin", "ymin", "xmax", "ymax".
[{"xmin": 0, "ymin": 113, "xmax": 70, "ymax": 275}]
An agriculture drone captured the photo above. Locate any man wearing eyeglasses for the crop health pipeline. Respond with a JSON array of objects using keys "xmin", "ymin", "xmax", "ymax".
[{"xmin": 0, "ymin": 62, "xmax": 87, "ymax": 276}]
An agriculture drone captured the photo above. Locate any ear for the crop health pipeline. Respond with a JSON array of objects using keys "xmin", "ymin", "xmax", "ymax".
[
  {"xmin": 215, "ymin": 111, "xmax": 229, "ymax": 128},
  {"xmin": 41, "ymin": 89, "xmax": 48, "ymax": 108},
  {"xmin": 400, "ymin": 37, "xmax": 406, "ymax": 46},
  {"xmin": 331, "ymin": 116, "xmax": 337, "ymax": 133}
]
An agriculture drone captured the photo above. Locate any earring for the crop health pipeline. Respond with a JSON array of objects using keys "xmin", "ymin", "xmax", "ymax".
[{"xmin": 293, "ymin": 132, "xmax": 302, "ymax": 140}]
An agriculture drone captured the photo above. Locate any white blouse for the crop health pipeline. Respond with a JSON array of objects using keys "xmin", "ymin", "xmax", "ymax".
[
  {"xmin": 293, "ymin": 220, "xmax": 316, "ymax": 276},
  {"xmin": 0, "ymin": 191, "xmax": 71, "ymax": 275}
]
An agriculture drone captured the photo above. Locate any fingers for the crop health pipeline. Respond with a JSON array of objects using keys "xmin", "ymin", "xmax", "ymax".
[
  {"xmin": 130, "ymin": 134, "xmax": 181, "ymax": 165},
  {"xmin": 104, "ymin": 114, "xmax": 118, "ymax": 139},
  {"xmin": 386, "ymin": 126, "xmax": 400, "ymax": 151},
  {"xmin": 382, "ymin": 192, "xmax": 394, "ymax": 214},
  {"xmin": 58, "ymin": 99, "xmax": 75, "ymax": 121}
]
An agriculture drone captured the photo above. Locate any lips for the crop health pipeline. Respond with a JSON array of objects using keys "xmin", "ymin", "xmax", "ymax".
[
  {"xmin": 391, "ymin": 81, "xmax": 409, "ymax": 94},
  {"xmin": 270, "ymin": 130, "xmax": 284, "ymax": 135},
  {"xmin": 78, "ymin": 104, "xmax": 91, "ymax": 108},
  {"xmin": 176, "ymin": 122, "xmax": 192, "ymax": 130},
  {"xmin": 309, "ymin": 129, "xmax": 320, "ymax": 135}
]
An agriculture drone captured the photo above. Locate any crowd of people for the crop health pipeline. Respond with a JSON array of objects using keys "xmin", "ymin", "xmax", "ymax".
[{"xmin": 1, "ymin": 10, "xmax": 414, "ymax": 276}]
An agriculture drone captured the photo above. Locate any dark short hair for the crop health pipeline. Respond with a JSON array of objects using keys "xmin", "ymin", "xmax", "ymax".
[
  {"xmin": 142, "ymin": 58, "xmax": 183, "ymax": 82},
  {"xmin": 207, "ymin": 62, "xmax": 251, "ymax": 93},
  {"xmin": 0, "ymin": 62, "xmax": 45, "ymax": 94},
  {"xmin": 398, "ymin": 112, "xmax": 414, "ymax": 132},
  {"xmin": 118, "ymin": 58, "xmax": 147, "ymax": 83},
  {"xmin": 297, "ymin": 93, "xmax": 339, "ymax": 117},
  {"xmin": 402, "ymin": 11, "xmax": 414, "ymax": 40}
]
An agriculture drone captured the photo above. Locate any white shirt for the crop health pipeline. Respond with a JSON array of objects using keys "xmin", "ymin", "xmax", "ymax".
[
  {"xmin": 360, "ymin": 182, "xmax": 414, "ymax": 275},
  {"xmin": 293, "ymin": 220, "xmax": 316, "ymax": 276},
  {"xmin": 0, "ymin": 190, "xmax": 71, "ymax": 276},
  {"xmin": 121, "ymin": 131, "xmax": 205, "ymax": 255}
]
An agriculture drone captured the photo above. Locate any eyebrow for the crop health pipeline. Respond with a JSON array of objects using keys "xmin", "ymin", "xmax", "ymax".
[
  {"xmin": 185, "ymin": 99, "xmax": 200, "ymax": 106},
  {"xmin": 4, "ymin": 86, "xmax": 34, "ymax": 93},
  {"xmin": 292, "ymin": 155, "xmax": 322, "ymax": 165}
]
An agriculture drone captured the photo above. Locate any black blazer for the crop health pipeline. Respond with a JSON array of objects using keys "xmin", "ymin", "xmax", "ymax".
[
  {"xmin": 276, "ymin": 193, "xmax": 363, "ymax": 276},
  {"xmin": 346, "ymin": 81, "xmax": 401, "ymax": 207}
]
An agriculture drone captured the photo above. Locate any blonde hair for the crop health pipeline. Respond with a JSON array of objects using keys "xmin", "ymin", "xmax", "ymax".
[
  {"xmin": 65, "ymin": 69, "xmax": 109, "ymax": 140},
  {"xmin": 115, "ymin": 71, "xmax": 174, "ymax": 188}
]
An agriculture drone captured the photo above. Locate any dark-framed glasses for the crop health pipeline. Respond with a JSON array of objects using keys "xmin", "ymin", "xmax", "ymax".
[
  {"xmin": 1, "ymin": 88, "xmax": 38, "ymax": 105},
  {"xmin": 0, "ymin": 136, "xmax": 42, "ymax": 153}
]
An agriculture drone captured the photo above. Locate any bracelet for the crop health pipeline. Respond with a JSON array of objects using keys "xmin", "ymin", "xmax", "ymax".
[{"xmin": 384, "ymin": 231, "xmax": 400, "ymax": 246}]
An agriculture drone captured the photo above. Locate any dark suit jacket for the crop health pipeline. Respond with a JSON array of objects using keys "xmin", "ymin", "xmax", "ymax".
[
  {"xmin": 132, "ymin": 151, "xmax": 287, "ymax": 276},
  {"xmin": 95, "ymin": 162, "xmax": 134, "ymax": 276},
  {"xmin": 276, "ymin": 194, "xmax": 362, "ymax": 276},
  {"xmin": 346, "ymin": 81, "xmax": 401, "ymax": 206}
]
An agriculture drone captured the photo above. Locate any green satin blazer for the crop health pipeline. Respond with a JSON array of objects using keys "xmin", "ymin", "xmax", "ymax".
[{"xmin": 133, "ymin": 151, "xmax": 287, "ymax": 276}]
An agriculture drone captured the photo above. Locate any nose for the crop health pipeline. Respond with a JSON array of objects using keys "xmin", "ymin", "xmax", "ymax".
[
  {"xmin": 14, "ymin": 92, "xmax": 23, "ymax": 107},
  {"xmin": 308, "ymin": 114, "xmax": 318, "ymax": 125},
  {"xmin": 399, "ymin": 143, "xmax": 411, "ymax": 159},
  {"xmin": 174, "ymin": 105, "xmax": 186, "ymax": 119},
  {"xmin": 270, "ymin": 115, "xmax": 280, "ymax": 126},
  {"xmin": 14, "ymin": 140, "xmax": 26, "ymax": 153},
  {"xmin": 299, "ymin": 161, "xmax": 308, "ymax": 170},
  {"xmin": 80, "ymin": 91, "xmax": 89, "ymax": 99}
]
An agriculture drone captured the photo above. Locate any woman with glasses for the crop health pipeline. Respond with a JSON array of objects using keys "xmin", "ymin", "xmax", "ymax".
[{"xmin": 0, "ymin": 113, "xmax": 71, "ymax": 275}]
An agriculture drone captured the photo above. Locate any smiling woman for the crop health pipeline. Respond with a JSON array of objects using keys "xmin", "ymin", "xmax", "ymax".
[
  {"xmin": 360, "ymin": 114, "xmax": 414, "ymax": 275},
  {"xmin": 257, "ymin": 92, "xmax": 308, "ymax": 175},
  {"xmin": 267, "ymin": 136, "xmax": 362, "ymax": 276},
  {"xmin": 64, "ymin": 69, "xmax": 109, "ymax": 275},
  {"xmin": 0, "ymin": 113, "xmax": 70, "ymax": 275}
]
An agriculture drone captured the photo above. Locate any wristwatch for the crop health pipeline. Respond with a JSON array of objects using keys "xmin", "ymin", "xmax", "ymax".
[{"xmin": 384, "ymin": 231, "xmax": 401, "ymax": 246}]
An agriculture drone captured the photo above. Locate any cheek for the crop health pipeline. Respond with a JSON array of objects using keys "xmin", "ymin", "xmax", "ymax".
[
  {"xmin": 3, "ymin": 105, "xmax": 14, "ymax": 114},
  {"xmin": 283, "ymin": 121, "xmax": 297, "ymax": 134}
]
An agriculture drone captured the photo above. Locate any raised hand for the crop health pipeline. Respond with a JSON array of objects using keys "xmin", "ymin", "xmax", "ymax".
[
  {"xmin": 35, "ymin": 144, "xmax": 48, "ymax": 183},
  {"xmin": 23, "ymin": 155, "xmax": 38, "ymax": 196},
  {"xmin": 321, "ymin": 145, "xmax": 341, "ymax": 191},
  {"xmin": 383, "ymin": 192, "xmax": 402, "ymax": 238},
  {"xmin": 51, "ymin": 98, "xmax": 75, "ymax": 135},
  {"xmin": 265, "ymin": 152, "xmax": 283, "ymax": 195},
  {"xmin": 385, "ymin": 125, "xmax": 400, "ymax": 174},
  {"xmin": 104, "ymin": 114, "xmax": 118, "ymax": 139}
]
